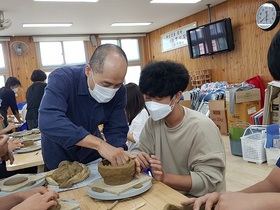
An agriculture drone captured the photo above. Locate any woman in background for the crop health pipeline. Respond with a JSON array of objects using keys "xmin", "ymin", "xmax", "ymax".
[
  {"xmin": 26, "ymin": 69, "xmax": 47, "ymax": 130},
  {"xmin": 0, "ymin": 77, "xmax": 23, "ymax": 128},
  {"xmin": 125, "ymin": 83, "xmax": 149, "ymax": 151}
]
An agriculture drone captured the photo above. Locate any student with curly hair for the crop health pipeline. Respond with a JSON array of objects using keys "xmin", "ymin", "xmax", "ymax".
[{"xmin": 131, "ymin": 60, "xmax": 226, "ymax": 197}]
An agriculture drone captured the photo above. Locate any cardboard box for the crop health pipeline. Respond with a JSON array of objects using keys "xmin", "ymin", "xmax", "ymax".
[
  {"xmin": 225, "ymin": 88, "xmax": 261, "ymax": 103},
  {"xmin": 209, "ymin": 100, "xmax": 228, "ymax": 135},
  {"xmin": 179, "ymin": 100, "xmax": 191, "ymax": 108},
  {"xmin": 263, "ymin": 81, "xmax": 280, "ymax": 125},
  {"xmin": 226, "ymin": 101, "xmax": 261, "ymax": 126}
]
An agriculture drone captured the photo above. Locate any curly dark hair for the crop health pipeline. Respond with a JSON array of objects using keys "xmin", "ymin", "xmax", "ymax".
[{"xmin": 139, "ymin": 60, "xmax": 190, "ymax": 98}]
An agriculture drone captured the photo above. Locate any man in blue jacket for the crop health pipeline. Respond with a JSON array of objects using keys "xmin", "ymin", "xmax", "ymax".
[{"xmin": 39, "ymin": 44, "xmax": 133, "ymax": 170}]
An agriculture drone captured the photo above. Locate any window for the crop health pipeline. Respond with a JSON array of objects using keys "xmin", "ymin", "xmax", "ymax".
[
  {"xmin": 39, "ymin": 41, "xmax": 86, "ymax": 67},
  {"xmin": 0, "ymin": 44, "xmax": 5, "ymax": 68},
  {"xmin": 0, "ymin": 42, "xmax": 10, "ymax": 88},
  {"xmin": 120, "ymin": 39, "xmax": 140, "ymax": 62},
  {"xmin": 100, "ymin": 37, "xmax": 143, "ymax": 85},
  {"xmin": 126, "ymin": 66, "xmax": 141, "ymax": 84},
  {"xmin": 33, "ymin": 36, "xmax": 90, "ymax": 71}
]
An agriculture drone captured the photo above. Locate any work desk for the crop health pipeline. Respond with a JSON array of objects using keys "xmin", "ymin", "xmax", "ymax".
[
  {"xmin": 5, "ymin": 150, "xmax": 44, "ymax": 173},
  {"xmin": 5, "ymin": 148, "xmax": 188, "ymax": 209},
  {"xmin": 59, "ymin": 180, "xmax": 188, "ymax": 210}
]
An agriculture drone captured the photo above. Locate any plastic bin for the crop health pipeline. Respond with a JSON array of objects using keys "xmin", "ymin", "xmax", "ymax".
[
  {"xmin": 229, "ymin": 123, "xmax": 250, "ymax": 156},
  {"xmin": 241, "ymin": 125, "xmax": 267, "ymax": 164}
]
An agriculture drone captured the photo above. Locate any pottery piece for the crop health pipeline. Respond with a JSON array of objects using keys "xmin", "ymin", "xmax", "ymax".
[
  {"xmin": 46, "ymin": 161, "xmax": 90, "ymax": 188},
  {"xmin": 98, "ymin": 158, "xmax": 136, "ymax": 186},
  {"xmin": 21, "ymin": 140, "xmax": 35, "ymax": 147}
]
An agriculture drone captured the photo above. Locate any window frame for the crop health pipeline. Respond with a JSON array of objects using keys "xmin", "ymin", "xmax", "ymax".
[
  {"xmin": 100, "ymin": 37, "xmax": 143, "ymax": 66},
  {"xmin": 99, "ymin": 36, "xmax": 144, "ymax": 85},
  {"xmin": 34, "ymin": 37, "xmax": 90, "ymax": 71},
  {"xmin": 0, "ymin": 42, "xmax": 11, "ymax": 84}
]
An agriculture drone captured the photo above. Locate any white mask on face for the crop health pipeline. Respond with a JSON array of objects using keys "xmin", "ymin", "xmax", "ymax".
[
  {"xmin": 88, "ymin": 74, "xmax": 119, "ymax": 103},
  {"xmin": 12, "ymin": 87, "xmax": 18, "ymax": 93},
  {"xmin": 145, "ymin": 97, "xmax": 175, "ymax": 121}
]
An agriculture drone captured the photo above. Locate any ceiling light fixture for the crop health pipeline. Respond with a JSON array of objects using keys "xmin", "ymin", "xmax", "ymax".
[
  {"xmin": 111, "ymin": 22, "xmax": 152, "ymax": 27},
  {"xmin": 150, "ymin": 0, "xmax": 201, "ymax": 3},
  {"xmin": 22, "ymin": 23, "xmax": 72, "ymax": 27},
  {"xmin": 34, "ymin": 0, "xmax": 99, "ymax": 2}
]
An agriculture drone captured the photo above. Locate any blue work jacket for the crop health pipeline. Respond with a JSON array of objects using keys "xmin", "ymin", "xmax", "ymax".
[{"xmin": 39, "ymin": 64, "xmax": 128, "ymax": 170}]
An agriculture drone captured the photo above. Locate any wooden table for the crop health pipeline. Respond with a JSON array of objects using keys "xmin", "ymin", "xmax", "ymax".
[
  {"xmin": 6, "ymin": 150, "xmax": 44, "ymax": 173},
  {"xmin": 59, "ymin": 180, "xmax": 188, "ymax": 210}
]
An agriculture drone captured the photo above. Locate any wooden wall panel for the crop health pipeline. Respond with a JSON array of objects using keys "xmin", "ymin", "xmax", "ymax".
[
  {"xmin": 9, "ymin": 36, "xmax": 38, "ymax": 103},
  {"xmin": 147, "ymin": 0, "xmax": 277, "ymax": 89},
  {"xmin": 6, "ymin": 0, "xmax": 279, "ymax": 100}
]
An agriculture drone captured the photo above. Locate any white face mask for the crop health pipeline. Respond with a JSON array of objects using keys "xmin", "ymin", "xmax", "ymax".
[
  {"xmin": 145, "ymin": 97, "xmax": 175, "ymax": 121},
  {"xmin": 12, "ymin": 87, "xmax": 18, "ymax": 93},
  {"xmin": 88, "ymin": 74, "xmax": 119, "ymax": 103}
]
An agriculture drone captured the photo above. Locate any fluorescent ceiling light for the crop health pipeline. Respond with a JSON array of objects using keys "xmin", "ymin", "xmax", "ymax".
[
  {"xmin": 23, "ymin": 23, "xmax": 72, "ymax": 27},
  {"xmin": 111, "ymin": 22, "xmax": 152, "ymax": 27},
  {"xmin": 150, "ymin": 0, "xmax": 201, "ymax": 3},
  {"xmin": 34, "ymin": 0, "xmax": 99, "ymax": 2}
]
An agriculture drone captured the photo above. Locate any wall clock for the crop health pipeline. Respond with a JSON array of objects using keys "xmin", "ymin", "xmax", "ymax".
[{"xmin": 256, "ymin": 1, "xmax": 280, "ymax": 31}]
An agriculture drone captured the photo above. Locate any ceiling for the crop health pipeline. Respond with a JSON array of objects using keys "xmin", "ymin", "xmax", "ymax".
[{"xmin": 0, "ymin": 0, "xmax": 226, "ymax": 37}]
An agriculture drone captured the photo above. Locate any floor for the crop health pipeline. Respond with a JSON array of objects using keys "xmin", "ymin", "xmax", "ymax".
[{"xmin": 222, "ymin": 135, "xmax": 273, "ymax": 191}]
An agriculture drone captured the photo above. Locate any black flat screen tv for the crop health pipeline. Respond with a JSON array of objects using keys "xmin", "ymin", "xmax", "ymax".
[{"xmin": 186, "ymin": 18, "xmax": 234, "ymax": 59}]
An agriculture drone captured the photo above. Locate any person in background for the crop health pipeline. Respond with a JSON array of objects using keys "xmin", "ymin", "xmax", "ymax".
[
  {"xmin": 39, "ymin": 44, "xmax": 135, "ymax": 170},
  {"xmin": 0, "ymin": 132, "xmax": 33, "ymax": 179},
  {"xmin": 0, "ymin": 135, "xmax": 13, "ymax": 164},
  {"xmin": 131, "ymin": 60, "xmax": 226, "ymax": 197},
  {"xmin": 0, "ymin": 113, "xmax": 18, "ymax": 135},
  {"xmin": 0, "ymin": 114, "xmax": 22, "ymax": 152},
  {"xmin": 0, "ymin": 137, "xmax": 58, "ymax": 210},
  {"xmin": 0, "ymin": 113, "xmax": 24, "ymax": 178},
  {"xmin": 181, "ymin": 30, "xmax": 280, "ymax": 210},
  {"xmin": 0, "ymin": 77, "xmax": 23, "ymax": 128},
  {"xmin": 26, "ymin": 69, "xmax": 47, "ymax": 130},
  {"xmin": 125, "ymin": 83, "xmax": 149, "ymax": 151}
]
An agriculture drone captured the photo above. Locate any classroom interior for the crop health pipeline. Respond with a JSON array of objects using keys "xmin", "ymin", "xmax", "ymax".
[{"xmin": 1, "ymin": 0, "xmax": 279, "ymax": 196}]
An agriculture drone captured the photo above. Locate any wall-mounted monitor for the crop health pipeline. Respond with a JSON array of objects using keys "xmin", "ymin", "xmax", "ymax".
[{"xmin": 186, "ymin": 18, "xmax": 235, "ymax": 59}]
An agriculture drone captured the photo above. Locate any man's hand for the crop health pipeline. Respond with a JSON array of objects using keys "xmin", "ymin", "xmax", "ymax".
[
  {"xmin": 135, "ymin": 152, "xmax": 151, "ymax": 171},
  {"xmin": 181, "ymin": 192, "xmax": 221, "ymax": 210},
  {"xmin": 11, "ymin": 187, "xmax": 59, "ymax": 210},
  {"xmin": 6, "ymin": 123, "xmax": 18, "ymax": 131},
  {"xmin": 97, "ymin": 141, "xmax": 132, "ymax": 166},
  {"xmin": 8, "ymin": 138, "xmax": 23, "ymax": 151},
  {"xmin": 0, "ymin": 135, "xmax": 9, "ymax": 154},
  {"xmin": 149, "ymin": 155, "xmax": 164, "ymax": 182}
]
